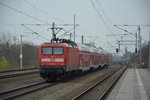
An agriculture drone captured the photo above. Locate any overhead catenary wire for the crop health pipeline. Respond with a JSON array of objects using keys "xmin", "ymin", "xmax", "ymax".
[
  {"xmin": 21, "ymin": 23, "xmax": 78, "ymax": 27},
  {"xmin": 77, "ymin": 12, "xmax": 113, "ymax": 50},
  {"xmin": 59, "ymin": 26, "xmax": 79, "ymax": 38},
  {"xmin": 96, "ymin": 0, "xmax": 114, "ymax": 25},
  {"xmin": 25, "ymin": 0, "xmax": 104, "ymax": 44},
  {"xmin": 1, "ymin": 1, "xmax": 122, "ymax": 53},
  {"xmin": 89, "ymin": 0, "xmax": 117, "ymax": 40},
  {"xmin": 0, "ymin": 2, "xmax": 51, "ymax": 25},
  {"xmin": 0, "ymin": 2, "xmax": 75, "ymax": 42},
  {"xmin": 113, "ymin": 25, "xmax": 141, "ymax": 52},
  {"xmin": 95, "ymin": 0, "xmax": 135, "ymax": 52},
  {"xmin": 79, "ymin": 26, "xmax": 116, "ymax": 52},
  {"xmin": 22, "ymin": 34, "xmax": 41, "ymax": 42},
  {"xmin": 114, "ymin": 25, "xmax": 149, "ymax": 43},
  {"xmin": 21, "ymin": 23, "xmax": 79, "ymax": 40},
  {"xmin": 21, "ymin": 24, "xmax": 50, "ymax": 41},
  {"xmin": 23, "ymin": 0, "xmax": 66, "ymax": 23},
  {"xmin": 79, "ymin": 27, "xmax": 109, "ymax": 48},
  {"xmin": 29, "ymin": 35, "xmax": 40, "ymax": 42},
  {"xmin": 88, "ymin": 0, "xmax": 119, "ymax": 52},
  {"xmin": 96, "ymin": 0, "xmax": 135, "ymax": 52}
]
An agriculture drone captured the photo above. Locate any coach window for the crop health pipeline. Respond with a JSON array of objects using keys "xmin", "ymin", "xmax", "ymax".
[
  {"xmin": 42, "ymin": 47, "xmax": 52, "ymax": 54},
  {"xmin": 53, "ymin": 47, "xmax": 64, "ymax": 55}
]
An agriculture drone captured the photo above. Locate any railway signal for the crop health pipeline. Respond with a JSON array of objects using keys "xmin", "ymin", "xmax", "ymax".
[{"xmin": 116, "ymin": 48, "xmax": 119, "ymax": 53}]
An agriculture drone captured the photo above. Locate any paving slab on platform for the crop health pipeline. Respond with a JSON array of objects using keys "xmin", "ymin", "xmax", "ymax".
[{"xmin": 107, "ymin": 68, "xmax": 150, "ymax": 100}]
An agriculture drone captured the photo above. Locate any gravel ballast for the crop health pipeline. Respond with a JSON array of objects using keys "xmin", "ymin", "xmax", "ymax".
[
  {"xmin": 0, "ymin": 74, "xmax": 43, "ymax": 92},
  {"xmin": 14, "ymin": 67, "xmax": 119, "ymax": 100}
]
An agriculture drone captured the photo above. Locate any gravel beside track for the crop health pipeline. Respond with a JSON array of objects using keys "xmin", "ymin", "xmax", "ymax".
[{"xmin": 13, "ymin": 66, "xmax": 120, "ymax": 100}]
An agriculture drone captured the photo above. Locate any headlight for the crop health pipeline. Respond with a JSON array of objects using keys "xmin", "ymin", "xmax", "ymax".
[
  {"xmin": 41, "ymin": 58, "xmax": 51, "ymax": 62},
  {"xmin": 55, "ymin": 58, "xmax": 64, "ymax": 62}
]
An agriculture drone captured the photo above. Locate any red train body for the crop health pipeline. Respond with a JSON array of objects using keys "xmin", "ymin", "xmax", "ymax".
[{"xmin": 39, "ymin": 41, "xmax": 109, "ymax": 81}]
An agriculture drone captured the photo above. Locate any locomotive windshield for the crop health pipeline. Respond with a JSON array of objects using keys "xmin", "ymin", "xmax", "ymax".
[
  {"xmin": 42, "ymin": 47, "xmax": 52, "ymax": 54},
  {"xmin": 53, "ymin": 47, "xmax": 63, "ymax": 54},
  {"xmin": 42, "ymin": 47, "xmax": 64, "ymax": 55}
]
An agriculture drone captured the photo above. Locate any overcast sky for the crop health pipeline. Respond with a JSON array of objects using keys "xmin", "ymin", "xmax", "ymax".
[{"xmin": 0, "ymin": 0, "xmax": 150, "ymax": 53}]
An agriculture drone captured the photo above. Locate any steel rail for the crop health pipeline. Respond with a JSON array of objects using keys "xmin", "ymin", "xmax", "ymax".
[
  {"xmin": 0, "ymin": 70, "xmax": 39, "ymax": 79},
  {"xmin": 72, "ymin": 66, "xmax": 126, "ymax": 100},
  {"xmin": 0, "ymin": 68, "xmax": 38, "ymax": 73},
  {"xmin": 98, "ymin": 66, "xmax": 127, "ymax": 100},
  {"xmin": 0, "ymin": 81, "xmax": 57, "ymax": 100}
]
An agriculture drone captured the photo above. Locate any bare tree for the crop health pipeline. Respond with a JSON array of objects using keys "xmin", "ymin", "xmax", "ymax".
[{"xmin": 0, "ymin": 33, "xmax": 38, "ymax": 70}]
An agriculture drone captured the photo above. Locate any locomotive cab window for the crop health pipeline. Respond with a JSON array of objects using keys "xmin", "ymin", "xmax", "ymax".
[
  {"xmin": 42, "ymin": 47, "xmax": 52, "ymax": 54},
  {"xmin": 53, "ymin": 47, "xmax": 63, "ymax": 55},
  {"xmin": 42, "ymin": 47, "xmax": 64, "ymax": 55}
]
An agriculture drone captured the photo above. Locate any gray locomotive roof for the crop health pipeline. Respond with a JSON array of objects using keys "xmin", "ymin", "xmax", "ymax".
[
  {"xmin": 76, "ymin": 43, "xmax": 104, "ymax": 53},
  {"xmin": 43, "ymin": 42, "xmax": 105, "ymax": 53}
]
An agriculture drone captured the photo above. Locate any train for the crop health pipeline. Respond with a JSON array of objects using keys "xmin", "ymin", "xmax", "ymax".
[{"xmin": 39, "ymin": 39, "xmax": 109, "ymax": 81}]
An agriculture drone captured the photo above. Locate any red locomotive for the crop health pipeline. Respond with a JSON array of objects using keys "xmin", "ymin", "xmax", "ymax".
[{"xmin": 39, "ymin": 39, "xmax": 109, "ymax": 81}]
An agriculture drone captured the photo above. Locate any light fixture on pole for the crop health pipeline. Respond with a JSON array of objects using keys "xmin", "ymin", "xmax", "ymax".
[{"xmin": 20, "ymin": 35, "xmax": 24, "ymax": 69}]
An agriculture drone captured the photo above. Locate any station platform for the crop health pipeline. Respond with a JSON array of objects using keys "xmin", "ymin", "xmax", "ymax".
[{"xmin": 107, "ymin": 68, "xmax": 150, "ymax": 100}]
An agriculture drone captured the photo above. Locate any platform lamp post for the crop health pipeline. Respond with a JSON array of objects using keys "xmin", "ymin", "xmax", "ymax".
[{"xmin": 20, "ymin": 35, "xmax": 24, "ymax": 69}]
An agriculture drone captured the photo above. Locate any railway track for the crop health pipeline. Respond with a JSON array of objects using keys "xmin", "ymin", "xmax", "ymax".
[
  {"xmin": 0, "ymin": 68, "xmax": 38, "ymax": 73},
  {"xmin": 72, "ymin": 66, "xmax": 127, "ymax": 100},
  {"xmin": 0, "ymin": 68, "xmax": 39, "ymax": 79},
  {"xmin": 0, "ymin": 66, "xmax": 124, "ymax": 100},
  {"xmin": 0, "ymin": 81, "xmax": 56, "ymax": 100}
]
